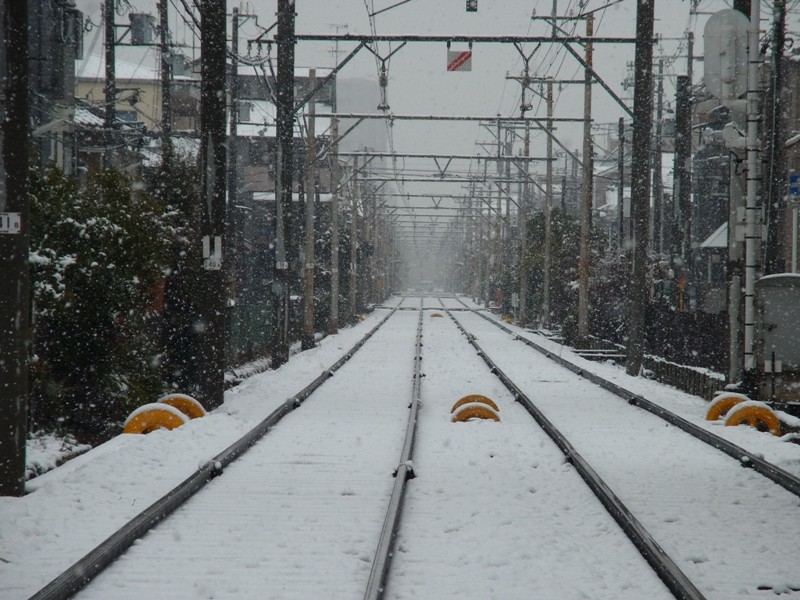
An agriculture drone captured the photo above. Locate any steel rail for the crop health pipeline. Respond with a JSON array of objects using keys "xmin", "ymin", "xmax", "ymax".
[
  {"xmin": 443, "ymin": 305, "xmax": 707, "ymax": 600},
  {"xmin": 453, "ymin": 298, "xmax": 800, "ymax": 499},
  {"xmin": 28, "ymin": 302, "xmax": 405, "ymax": 600},
  {"xmin": 363, "ymin": 299, "xmax": 424, "ymax": 600}
]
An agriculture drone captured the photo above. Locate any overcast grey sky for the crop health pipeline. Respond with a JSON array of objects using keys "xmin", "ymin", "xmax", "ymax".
[
  {"xmin": 75, "ymin": 0, "xmax": 800, "ymax": 197},
  {"xmin": 76, "ymin": 0, "xmax": 749, "ymax": 155}
]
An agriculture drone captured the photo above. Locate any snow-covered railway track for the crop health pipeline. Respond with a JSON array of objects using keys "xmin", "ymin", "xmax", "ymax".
[
  {"xmin": 441, "ymin": 299, "xmax": 800, "ymax": 598},
  {"xmin": 448, "ymin": 296, "xmax": 800, "ymax": 499},
  {"xmin": 383, "ymin": 302, "xmax": 676, "ymax": 600},
  {"xmin": 29, "ymin": 302, "xmax": 423, "ymax": 600}
]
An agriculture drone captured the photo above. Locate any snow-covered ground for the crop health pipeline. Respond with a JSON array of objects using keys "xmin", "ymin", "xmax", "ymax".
[
  {"xmin": 3, "ymin": 294, "xmax": 800, "ymax": 599},
  {"xmin": 447, "ymin": 306, "xmax": 800, "ymax": 597}
]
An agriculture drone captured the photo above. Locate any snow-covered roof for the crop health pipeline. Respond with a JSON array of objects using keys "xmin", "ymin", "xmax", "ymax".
[
  {"xmin": 76, "ymin": 53, "xmax": 198, "ymax": 83},
  {"xmin": 74, "ymin": 107, "xmax": 104, "ymax": 128}
]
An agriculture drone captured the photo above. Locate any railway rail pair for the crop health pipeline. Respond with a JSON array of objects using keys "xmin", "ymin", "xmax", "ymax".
[{"xmin": 28, "ymin": 296, "xmax": 800, "ymax": 600}]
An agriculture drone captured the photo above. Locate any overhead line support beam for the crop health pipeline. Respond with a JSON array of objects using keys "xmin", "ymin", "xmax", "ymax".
[{"xmin": 288, "ymin": 34, "xmax": 639, "ymax": 44}]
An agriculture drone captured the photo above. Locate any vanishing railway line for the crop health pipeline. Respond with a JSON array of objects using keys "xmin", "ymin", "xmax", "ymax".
[{"xmin": 27, "ymin": 295, "xmax": 800, "ymax": 600}]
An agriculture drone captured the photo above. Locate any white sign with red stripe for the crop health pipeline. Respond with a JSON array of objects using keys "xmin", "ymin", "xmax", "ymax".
[{"xmin": 447, "ymin": 49, "xmax": 472, "ymax": 72}]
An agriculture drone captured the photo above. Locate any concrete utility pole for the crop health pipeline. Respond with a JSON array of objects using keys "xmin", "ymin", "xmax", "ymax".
[
  {"xmin": 0, "ymin": 0, "xmax": 30, "ymax": 497},
  {"xmin": 495, "ymin": 122, "xmax": 503, "ymax": 286},
  {"xmin": 625, "ymin": 0, "xmax": 655, "ymax": 377},
  {"xmin": 577, "ymin": 14, "xmax": 594, "ymax": 340},
  {"xmin": 764, "ymin": 0, "xmax": 786, "ymax": 274},
  {"xmin": 349, "ymin": 156, "xmax": 359, "ymax": 321},
  {"xmin": 329, "ymin": 116, "xmax": 340, "ymax": 334},
  {"xmin": 516, "ymin": 50, "xmax": 534, "ymax": 326},
  {"xmin": 274, "ymin": 0, "xmax": 295, "ymax": 366},
  {"xmin": 103, "ymin": 0, "xmax": 116, "ymax": 167},
  {"xmin": 618, "ymin": 117, "xmax": 626, "ymax": 248},
  {"xmin": 743, "ymin": 0, "xmax": 762, "ymax": 378},
  {"xmin": 517, "ymin": 126, "xmax": 530, "ymax": 324},
  {"xmin": 226, "ymin": 7, "xmax": 240, "ymax": 298},
  {"xmin": 302, "ymin": 69, "xmax": 317, "ymax": 350},
  {"xmin": 159, "ymin": 0, "xmax": 172, "ymax": 168},
  {"xmin": 652, "ymin": 58, "xmax": 664, "ymax": 253},
  {"xmin": 672, "ymin": 75, "xmax": 691, "ymax": 260},
  {"xmin": 197, "ymin": 0, "xmax": 228, "ymax": 408},
  {"xmin": 542, "ymin": 80, "xmax": 554, "ymax": 326}
]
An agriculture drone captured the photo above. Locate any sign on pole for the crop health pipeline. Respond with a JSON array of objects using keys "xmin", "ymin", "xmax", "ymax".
[
  {"xmin": 789, "ymin": 172, "xmax": 800, "ymax": 199},
  {"xmin": 447, "ymin": 49, "xmax": 472, "ymax": 72},
  {"xmin": 0, "ymin": 213, "xmax": 21, "ymax": 235}
]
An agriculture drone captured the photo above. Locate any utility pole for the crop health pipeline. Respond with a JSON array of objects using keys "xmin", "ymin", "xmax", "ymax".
[
  {"xmin": 227, "ymin": 7, "xmax": 240, "ymax": 303},
  {"xmin": 228, "ymin": 8, "xmax": 239, "ymax": 209},
  {"xmin": 542, "ymin": 79, "xmax": 554, "ymax": 326},
  {"xmin": 577, "ymin": 14, "xmax": 594, "ymax": 340},
  {"xmin": 516, "ymin": 48, "xmax": 535, "ymax": 326},
  {"xmin": 103, "ymin": 0, "xmax": 116, "ymax": 167},
  {"xmin": 197, "ymin": 0, "xmax": 227, "ymax": 408},
  {"xmin": 625, "ymin": 0, "xmax": 655, "ymax": 377},
  {"xmin": 329, "ymin": 116, "xmax": 340, "ymax": 334},
  {"xmin": 302, "ymin": 69, "xmax": 317, "ymax": 350},
  {"xmin": 743, "ymin": 0, "xmax": 762, "ymax": 380},
  {"xmin": 672, "ymin": 75, "xmax": 691, "ymax": 260},
  {"xmin": 618, "ymin": 117, "xmax": 626, "ymax": 248},
  {"xmin": 518, "ymin": 123, "xmax": 530, "ymax": 325},
  {"xmin": 504, "ymin": 132, "xmax": 512, "ymax": 274},
  {"xmin": 274, "ymin": 0, "xmax": 295, "ymax": 366},
  {"xmin": 0, "ymin": 0, "xmax": 30, "ymax": 497},
  {"xmin": 159, "ymin": 0, "xmax": 172, "ymax": 169},
  {"xmin": 764, "ymin": 0, "xmax": 786, "ymax": 274},
  {"xmin": 652, "ymin": 58, "xmax": 664, "ymax": 253},
  {"xmin": 495, "ymin": 121, "xmax": 502, "ymax": 291},
  {"xmin": 349, "ymin": 156, "xmax": 359, "ymax": 321}
]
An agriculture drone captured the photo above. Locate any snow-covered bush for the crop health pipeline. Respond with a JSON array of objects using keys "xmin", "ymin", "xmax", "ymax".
[{"xmin": 28, "ymin": 167, "xmax": 178, "ymax": 436}]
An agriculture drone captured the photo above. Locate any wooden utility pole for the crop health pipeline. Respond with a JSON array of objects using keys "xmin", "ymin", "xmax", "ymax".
[
  {"xmin": 197, "ymin": 0, "xmax": 228, "ymax": 408},
  {"xmin": 626, "ymin": 0, "xmax": 655, "ymax": 376},
  {"xmin": 0, "ymin": 0, "xmax": 30, "ymax": 497},
  {"xmin": 577, "ymin": 14, "xmax": 594, "ymax": 340},
  {"xmin": 302, "ymin": 70, "xmax": 317, "ymax": 350},
  {"xmin": 329, "ymin": 116, "xmax": 340, "ymax": 333},
  {"xmin": 274, "ymin": 0, "xmax": 295, "ymax": 365}
]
